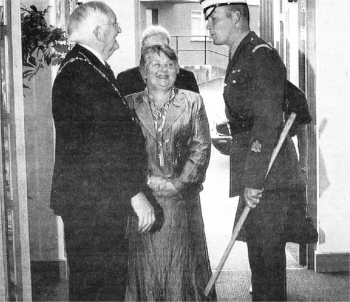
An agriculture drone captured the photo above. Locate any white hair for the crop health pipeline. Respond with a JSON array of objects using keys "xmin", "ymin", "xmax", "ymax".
[
  {"xmin": 67, "ymin": 1, "xmax": 115, "ymax": 43},
  {"xmin": 141, "ymin": 25, "xmax": 171, "ymax": 47}
]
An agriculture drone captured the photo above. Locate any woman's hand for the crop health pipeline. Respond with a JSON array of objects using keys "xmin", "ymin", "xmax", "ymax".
[
  {"xmin": 148, "ymin": 175, "xmax": 167, "ymax": 192},
  {"xmin": 155, "ymin": 181, "xmax": 178, "ymax": 198},
  {"xmin": 148, "ymin": 175, "xmax": 178, "ymax": 198}
]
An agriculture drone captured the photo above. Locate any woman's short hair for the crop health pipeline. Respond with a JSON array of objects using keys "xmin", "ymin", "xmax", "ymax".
[
  {"xmin": 141, "ymin": 25, "xmax": 171, "ymax": 47},
  {"xmin": 139, "ymin": 44, "xmax": 179, "ymax": 82},
  {"xmin": 67, "ymin": 1, "xmax": 116, "ymax": 43}
]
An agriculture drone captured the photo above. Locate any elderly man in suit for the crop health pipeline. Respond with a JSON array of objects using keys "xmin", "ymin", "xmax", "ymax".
[
  {"xmin": 116, "ymin": 25, "xmax": 199, "ymax": 97},
  {"xmin": 50, "ymin": 2, "xmax": 155, "ymax": 301}
]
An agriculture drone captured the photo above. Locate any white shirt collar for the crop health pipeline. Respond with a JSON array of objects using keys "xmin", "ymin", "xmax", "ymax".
[{"xmin": 78, "ymin": 43, "xmax": 105, "ymax": 65}]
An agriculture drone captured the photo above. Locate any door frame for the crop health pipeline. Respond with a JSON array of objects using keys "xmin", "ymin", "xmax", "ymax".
[
  {"xmin": 304, "ymin": 0, "xmax": 317, "ymax": 270},
  {"xmin": 0, "ymin": 0, "xmax": 31, "ymax": 300},
  {"xmin": 260, "ymin": 0, "xmax": 317, "ymax": 269}
]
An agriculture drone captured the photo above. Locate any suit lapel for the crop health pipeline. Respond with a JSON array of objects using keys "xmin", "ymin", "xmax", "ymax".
[
  {"xmin": 74, "ymin": 44, "xmax": 121, "ymax": 97},
  {"xmin": 75, "ymin": 44, "xmax": 105, "ymax": 71},
  {"xmin": 162, "ymin": 90, "xmax": 186, "ymax": 135},
  {"xmin": 134, "ymin": 89, "xmax": 186, "ymax": 139},
  {"xmin": 226, "ymin": 31, "xmax": 254, "ymax": 75},
  {"xmin": 134, "ymin": 93, "xmax": 157, "ymax": 140}
]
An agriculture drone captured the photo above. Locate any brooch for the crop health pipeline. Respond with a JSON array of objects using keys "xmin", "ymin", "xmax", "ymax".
[{"xmin": 251, "ymin": 140, "xmax": 262, "ymax": 153}]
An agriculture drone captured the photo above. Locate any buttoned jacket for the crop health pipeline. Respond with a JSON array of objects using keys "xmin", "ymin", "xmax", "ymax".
[
  {"xmin": 224, "ymin": 32, "xmax": 303, "ymax": 196},
  {"xmin": 125, "ymin": 89, "xmax": 211, "ymax": 201}
]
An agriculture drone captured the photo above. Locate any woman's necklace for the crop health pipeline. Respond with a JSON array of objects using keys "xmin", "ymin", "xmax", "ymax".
[{"xmin": 149, "ymin": 88, "xmax": 175, "ymax": 167}]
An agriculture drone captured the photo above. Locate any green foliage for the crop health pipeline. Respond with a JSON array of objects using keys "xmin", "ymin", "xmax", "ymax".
[{"xmin": 21, "ymin": 5, "xmax": 69, "ymax": 85}]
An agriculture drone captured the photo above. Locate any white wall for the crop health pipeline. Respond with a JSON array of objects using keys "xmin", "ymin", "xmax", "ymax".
[
  {"xmin": 22, "ymin": 0, "xmax": 62, "ymax": 262},
  {"xmin": 316, "ymin": 0, "xmax": 350, "ymax": 253},
  {"xmin": 103, "ymin": 0, "xmax": 139, "ymax": 74}
]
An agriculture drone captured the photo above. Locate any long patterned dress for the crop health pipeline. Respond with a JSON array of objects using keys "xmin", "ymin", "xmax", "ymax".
[{"xmin": 125, "ymin": 88, "xmax": 216, "ymax": 301}]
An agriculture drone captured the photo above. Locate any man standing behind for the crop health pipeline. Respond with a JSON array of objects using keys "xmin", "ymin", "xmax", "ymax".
[
  {"xmin": 200, "ymin": 1, "xmax": 303, "ymax": 301},
  {"xmin": 50, "ymin": 2, "xmax": 155, "ymax": 301},
  {"xmin": 116, "ymin": 25, "xmax": 199, "ymax": 97}
]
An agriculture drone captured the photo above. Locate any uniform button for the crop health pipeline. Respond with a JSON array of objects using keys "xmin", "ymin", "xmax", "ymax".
[{"xmin": 232, "ymin": 80, "xmax": 236, "ymax": 83}]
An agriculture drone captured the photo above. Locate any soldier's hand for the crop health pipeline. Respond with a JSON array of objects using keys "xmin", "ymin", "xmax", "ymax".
[
  {"xmin": 131, "ymin": 191, "xmax": 155, "ymax": 232},
  {"xmin": 244, "ymin": 187, "xmax": 263, "ymax": 209}
]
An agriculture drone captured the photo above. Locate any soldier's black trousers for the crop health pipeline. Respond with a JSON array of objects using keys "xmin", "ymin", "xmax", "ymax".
[
  {"xmin": 243, "ymin": 189, "xmax": 290, "ymax": 301},
  {"xmin": 62, "ymin": 214, "xmax": 129, "ymax": 301}
]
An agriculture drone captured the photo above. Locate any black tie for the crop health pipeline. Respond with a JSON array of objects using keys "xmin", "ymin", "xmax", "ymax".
[{"xmin": 104, "ymin": 61, "xmax": 115, "ymax": 79}]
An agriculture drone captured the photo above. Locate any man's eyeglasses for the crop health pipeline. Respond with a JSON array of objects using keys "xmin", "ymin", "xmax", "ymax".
[{"xmin": 102, "ymin": 21, "xmax": 121, "ymax": 31}]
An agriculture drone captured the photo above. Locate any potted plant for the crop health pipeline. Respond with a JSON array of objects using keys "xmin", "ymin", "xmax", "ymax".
[{"xmin": 21, "ymin": 5, "xmax": 69, "ymax": 87}]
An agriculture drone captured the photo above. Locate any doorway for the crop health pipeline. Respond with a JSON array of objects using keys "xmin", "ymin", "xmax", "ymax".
[{"xmin": 260, "ymin": 0, "xmax": 317, "ymax": 268}]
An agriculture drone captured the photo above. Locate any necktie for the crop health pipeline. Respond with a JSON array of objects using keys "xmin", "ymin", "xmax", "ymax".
[
  {"xmin": 104, "ymin": 61, "xmax": 115, "ymax": 79},
  {"xmin": 104, "ymin": 61, "xmax": 130, "ymax": 113}
]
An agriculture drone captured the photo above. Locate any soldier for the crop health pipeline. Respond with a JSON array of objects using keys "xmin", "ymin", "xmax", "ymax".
[{"xmin": 200, "ymin": 0, "xmax": 303, "ymax": 300}]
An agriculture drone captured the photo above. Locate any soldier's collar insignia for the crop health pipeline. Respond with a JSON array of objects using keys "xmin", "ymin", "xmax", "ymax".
[{"xmin": 251, "ymin": 140, "xmax": 262, "ymax": 153}]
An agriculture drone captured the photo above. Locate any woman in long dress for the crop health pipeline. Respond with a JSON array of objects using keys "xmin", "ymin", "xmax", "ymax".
[{"xmin": 125, "ymin": 44, "xmax": 216, "ymax": 301}]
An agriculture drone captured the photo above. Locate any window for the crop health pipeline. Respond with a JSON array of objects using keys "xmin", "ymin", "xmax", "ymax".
[
  {"xmin": 191, "ymin": 10, "xmax": 208, "ymax": 41},
  {"xmin": 146, "ymin": 9, "xmax": 158, "ymax": 27}
]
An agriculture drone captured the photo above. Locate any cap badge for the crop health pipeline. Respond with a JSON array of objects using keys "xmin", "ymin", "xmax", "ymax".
[{"xmin": 251, "ymin": 140, "xmax": 262, "ymax": 153}]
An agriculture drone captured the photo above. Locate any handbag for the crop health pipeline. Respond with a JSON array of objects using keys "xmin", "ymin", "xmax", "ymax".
[
  {"xmin": 142, "ymin": 187, "xmax": 165, "ymax": 233},
  {"xmin": 284, "ymin": 187, "xmax": 318, "ymax": 244},
  {"xmin": 283, "ymin": 81, "xmax": 312, "ymax": 136}
]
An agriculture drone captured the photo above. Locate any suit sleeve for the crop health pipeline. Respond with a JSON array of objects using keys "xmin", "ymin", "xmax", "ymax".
[
  {"xmin": 243, "ymin": 48, "xmax": 286, "ymax": 190},
  {"xmin": 175, "ymin": 69, "xmax": 200, "ymax": 94},
  {"xmin": 171, "ymin": 94, "xmax": 211, "ymax": 191},
  {"xmin": 116, "ymin": 68, "xmax": 147, "ymax": 97},
  {"xmin": 185, "ymin": 70, "xmax": 200, "ymax": 94},
  {"xmin": 119, "ymin": 112, "xmax": 149, "ymax": 200},
  {"xmin": 115, "ymin": 71, "xmax": 128, "ymax": 97}
]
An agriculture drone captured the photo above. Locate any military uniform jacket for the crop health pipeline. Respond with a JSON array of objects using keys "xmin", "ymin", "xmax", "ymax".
[
  {"xmin": 225, "ymin": 31, "xmax": 302, "ymax": 196},
  {"xmin": 50, "ymin": 44, "xmax": 148, "ymax": 217}
]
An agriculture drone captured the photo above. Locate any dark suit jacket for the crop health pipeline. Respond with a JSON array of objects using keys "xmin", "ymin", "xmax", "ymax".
[
  {"xmin": 51, "ymin": 44, "xmax": 148, "ymax": 218},
  {"xmin": 116, "ymin": 66, "xmax": 199, "ymax": 97}
]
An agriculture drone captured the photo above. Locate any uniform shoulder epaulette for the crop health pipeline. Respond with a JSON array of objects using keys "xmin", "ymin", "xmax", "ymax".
[{"xmin": 252, "ymin": 43, "xmax": 273, "ymax": 53}]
